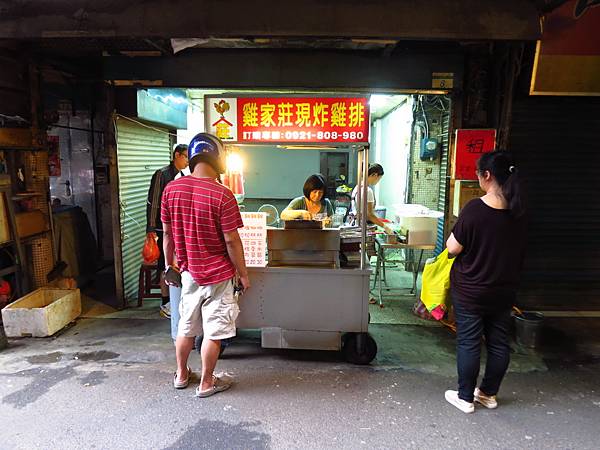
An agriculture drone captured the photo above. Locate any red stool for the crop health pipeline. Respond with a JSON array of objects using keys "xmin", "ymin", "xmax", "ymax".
[{"xmin": 137, "ymin": 263, "xmax": 162, "ymax": 307}]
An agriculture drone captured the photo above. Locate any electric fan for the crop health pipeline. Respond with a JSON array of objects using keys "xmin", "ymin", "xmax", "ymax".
[{"xmin": 258, "ymin": 204, "xmax": 280, "ymax": 227}]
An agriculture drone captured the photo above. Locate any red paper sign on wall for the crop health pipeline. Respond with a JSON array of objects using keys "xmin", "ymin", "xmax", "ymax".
[
  {"xmin": 206, "ymin": 96, "xmax": 369, "ymax": 144},
  {"xmin": 453, "ymin": 129, "xmax": 497, "ymax": 180}
]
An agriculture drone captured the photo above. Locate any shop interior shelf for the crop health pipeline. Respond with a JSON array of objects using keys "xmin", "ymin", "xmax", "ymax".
[{"xmin": 20, "ymin": 230, "xmax": 51, "ymax": 242}]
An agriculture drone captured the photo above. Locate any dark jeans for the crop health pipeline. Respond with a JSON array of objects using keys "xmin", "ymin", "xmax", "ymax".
[
  {"xmin": 453, "ymin": 300, "xmax": 512, "ymax": 403},
  {"xmin": 155, "ymin": 230, "xmax": 165, "ymax": 272}
]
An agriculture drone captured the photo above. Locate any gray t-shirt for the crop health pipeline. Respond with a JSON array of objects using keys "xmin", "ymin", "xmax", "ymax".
[{"xmin": 286, "ymin": 196, "xmax": 334, "ymax": 217}]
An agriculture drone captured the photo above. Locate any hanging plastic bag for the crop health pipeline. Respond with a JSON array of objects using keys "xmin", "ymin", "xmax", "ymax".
[
  {"xmin": 420, "ymin": 248, "xmax": 455, "ymax": 320},
  {"xmin": 142, "ymin": 233, "xmax": 160, "ymax": 265}
]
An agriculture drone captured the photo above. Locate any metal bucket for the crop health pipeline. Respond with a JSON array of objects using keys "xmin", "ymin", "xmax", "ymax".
[{"xmin": 514, "ymin": 311, "xmax": 544, "ymax": 349}]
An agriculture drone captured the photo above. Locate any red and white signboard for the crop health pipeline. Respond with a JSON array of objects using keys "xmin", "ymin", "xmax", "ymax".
[
  {"xmin": 206, "ymin": 98, "xmax": 239, "ymax": 141},
  {"xmin": 453, "ymin": 129, "xmax": 497, "ymax": 180},
  {"xmin": 206, "ymin": 97, "xmax": 369, "ymax": 144},
  {"xmin": 240, "ymin": 212, "xmax": 267, "ymax": 267}
]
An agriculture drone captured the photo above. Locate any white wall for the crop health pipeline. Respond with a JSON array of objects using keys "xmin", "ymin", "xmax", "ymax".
[
  {"xmin": 370, "ymin": 119, "xmax": 383, "ymax": 201},
  {"xmin": 177, "ymin": 103, "xmax": 205, "ymax": 146},
  {"xmin": 370, "ymin": 98, "xmax": 413, "ymax": 216},
  {"xmin": 239, "ymin": 146, "xmax": 321, "ymax": 199}
]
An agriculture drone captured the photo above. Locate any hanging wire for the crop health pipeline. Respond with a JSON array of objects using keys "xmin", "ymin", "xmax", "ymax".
[
  {"xmin": 115, "ymin": 113, "xmax": 180, "ymax": 138},
  {"xmin": 412, "ymin": 95, "xmax": 426, "ymax": 140},
  {"xmin": 419, "ymin": 95, "xmax": 429, "ymax": 139},
  {"xmin": 423, "ymin": 95, "xmax": 449, "ymax": 112},
  {"xmin": 110, "ymin": 115, "xmax": 153, "ymax": 233},
  {"xmin": 122, "ymin": 206, "xmax": 144, "ymax": 231}
]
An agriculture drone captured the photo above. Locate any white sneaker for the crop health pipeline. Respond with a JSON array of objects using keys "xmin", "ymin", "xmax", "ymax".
[
  {"xmin": 159, "ymin": 303, "xmax": 171, "ymax": 319},
  {"xmin": 445, "ymin": 390, "xmax": 475, "ymax": 414},
  {"xmin": 474, "ymin": 388, "xmax": 498, "ymax": 409}
]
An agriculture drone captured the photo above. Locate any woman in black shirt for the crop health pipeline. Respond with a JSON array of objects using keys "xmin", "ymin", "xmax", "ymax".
[{"xmin": 444, "ymin": 151, "xmax": 526, "ymax": 414}]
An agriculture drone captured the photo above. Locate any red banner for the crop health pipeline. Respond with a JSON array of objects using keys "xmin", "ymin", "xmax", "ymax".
[
  {"xmin": 236, "ymin": 97, "xmax": 369, "ymax": 143},
  {"xmin": 453, "ymin": 129, "xmax": 496, "ymax": 180}
]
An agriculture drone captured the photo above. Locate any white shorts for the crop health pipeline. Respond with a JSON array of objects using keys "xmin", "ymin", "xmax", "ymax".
[{"xmin": 177, "ymin": 272, "xmax": 239, "ymax": 340}]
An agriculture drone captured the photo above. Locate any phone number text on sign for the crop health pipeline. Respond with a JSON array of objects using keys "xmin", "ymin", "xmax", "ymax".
[
  {"xmin": 237, "ymin": 97, "xmax": 369, "ymax": 143},
  {"xmin": 240, "ymin": 130, "xmax": 366, "ymax": 141}
]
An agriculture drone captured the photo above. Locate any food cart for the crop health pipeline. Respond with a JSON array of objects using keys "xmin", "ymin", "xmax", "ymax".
[
  {"xmin": 233, "ymin": 146, "xmax": 376, "ymax": 364},
  {"xmin": 208, "ymin": 95, "xmax": 378, "ymax": 364}
]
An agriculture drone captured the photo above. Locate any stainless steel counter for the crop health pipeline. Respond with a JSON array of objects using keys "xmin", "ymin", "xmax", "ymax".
[
  {"xmin": 267, "ymin": 228, "xmax": 340, "ymax": 268},
  {"xmin": 236, "ymin": 265, "xmax": 371, "ymax": 350}
]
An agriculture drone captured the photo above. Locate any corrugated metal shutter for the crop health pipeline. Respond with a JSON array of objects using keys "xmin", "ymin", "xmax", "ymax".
[
  {"xmin": 510, "ymin": 97, "xmax": 600, "ymax": 310},
  {"xmin": 435, "ymin": 109, "xmax": 451, "ymax": 255},
  {"xmin": 116, "ymin": 117, "xmax": 171, "ymax": 302}
]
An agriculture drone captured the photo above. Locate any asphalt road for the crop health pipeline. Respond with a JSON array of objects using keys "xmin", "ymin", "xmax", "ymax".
[{"xmin": 0, "ymin": 318, "xmax": 599, "ymax": 450}]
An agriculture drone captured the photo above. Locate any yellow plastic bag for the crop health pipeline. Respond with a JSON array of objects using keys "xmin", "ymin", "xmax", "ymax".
[{"xmin": 420, "ymin": 249, "xmax": 455, "ymax": 320}]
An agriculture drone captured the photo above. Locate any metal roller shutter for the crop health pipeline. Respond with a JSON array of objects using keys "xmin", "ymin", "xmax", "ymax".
[
  {"xmin": 115, "ymin": 117, "xmax": 171, "ymax": 302},
  {"xmin": 510, "ymin": 97, "xmax": 600, "ymax": 310},
  {"xmin": 435, "ymin": 108, "xmax": 452, "ymax": 255}
]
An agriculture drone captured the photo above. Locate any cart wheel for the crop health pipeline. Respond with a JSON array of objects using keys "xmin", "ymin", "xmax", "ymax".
[{"xmin": 342, "ymin": 333, "xmax": 377, "ymax": 365}]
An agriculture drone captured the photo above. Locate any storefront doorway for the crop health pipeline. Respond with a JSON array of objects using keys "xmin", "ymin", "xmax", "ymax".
[{"xmin": 114, "ymin": 88, "xmax": 452, "ymax": 313}]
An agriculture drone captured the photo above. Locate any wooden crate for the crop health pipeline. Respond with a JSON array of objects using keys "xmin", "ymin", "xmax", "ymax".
[
  {"xmin": 1, "ymin": 288, "xmax": 81, "ymax": 337},
  {"xmin": 15, "ymin": 210, "xmax": 47, "ymax": 238},
  {"xmin": 0, "ymin": 193, "xmax": 10, "ymax": 244}
]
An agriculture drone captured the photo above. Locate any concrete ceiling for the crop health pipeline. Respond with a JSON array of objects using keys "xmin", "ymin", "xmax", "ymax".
[{"xmin": 0, "ymin": 0, "xmax": 541, "ymax": 41}]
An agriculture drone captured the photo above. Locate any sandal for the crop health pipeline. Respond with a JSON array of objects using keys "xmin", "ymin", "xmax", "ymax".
[
  {"xmin": 195, "ymin": 374, "xmax": 233, "ymax": 398},
  {"xmin": 173, "ymin": 366, "xmax": 192, "ymax": 389}
]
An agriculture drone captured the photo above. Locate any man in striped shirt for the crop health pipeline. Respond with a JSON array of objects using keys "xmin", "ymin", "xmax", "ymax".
[{"xmin": 161, "ymin": 133, "xmax": 249, "ymax": 398}]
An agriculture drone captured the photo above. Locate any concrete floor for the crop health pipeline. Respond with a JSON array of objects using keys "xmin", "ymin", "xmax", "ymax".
[
  {"xmin": 1, "ymin": 263, "xmax": 599, "ymax": 449},
  {"xmin": 1, "ymin": 312, "xmax": 599, "ymax": 449}
]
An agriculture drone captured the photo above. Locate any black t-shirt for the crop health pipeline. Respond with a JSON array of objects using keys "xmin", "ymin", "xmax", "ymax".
[{"xmin": 450, "ymin": 198, "xmax": 527, "ymax": 312}]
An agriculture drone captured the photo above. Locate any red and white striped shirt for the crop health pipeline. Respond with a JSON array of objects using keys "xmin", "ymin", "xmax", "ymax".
[{"xmin": 161, "ymin": 176, "xmax": 243, "ymax": 286}]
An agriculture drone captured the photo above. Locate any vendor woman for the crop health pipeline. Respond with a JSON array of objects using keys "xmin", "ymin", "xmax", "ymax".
[{"xmin": 281, "ymin": 173, "xmax": 334, "ymax": 223}]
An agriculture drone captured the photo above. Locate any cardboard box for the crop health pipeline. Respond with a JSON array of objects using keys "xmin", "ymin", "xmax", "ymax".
[
  {"xmin": 15, "ymin": 210, "xmax": 46, "ymax": 238},
  {"xmin": 394, "ymin": 205, "xmax": 442, "ymax": 246},
  {"xmin": 1, "ymin": 288, "xmax": 81, "ymax": 337},
  {"xmin": 453, "ymin": 180, "xmax": 484, "ymax": 217},
  {"xmin": 400, "ymin": 216, "xmax": 439, "ymax": 246}
]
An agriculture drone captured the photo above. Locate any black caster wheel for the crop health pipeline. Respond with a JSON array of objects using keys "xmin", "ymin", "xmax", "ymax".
[{"xmin": 342, "ymin": 332, "xmax": 377, "ymax": 365}]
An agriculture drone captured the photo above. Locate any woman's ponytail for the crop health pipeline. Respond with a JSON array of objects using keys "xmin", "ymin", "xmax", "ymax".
[
  {"xmin": 501, "ymin": 167, "xmax": 525, "ymax": 218},
  {"xmin": 477, "ymin": 151, "xmax": 525, "ymax": 218}
]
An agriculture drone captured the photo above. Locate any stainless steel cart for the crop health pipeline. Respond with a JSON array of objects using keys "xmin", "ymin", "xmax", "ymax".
[
  {"xmin": 237, "ymin": 265, "xmax": 375, "ymax": 364},
  {"xmin": 234, "ymin": 145, "xmax": 378, "ymax": 364}
]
